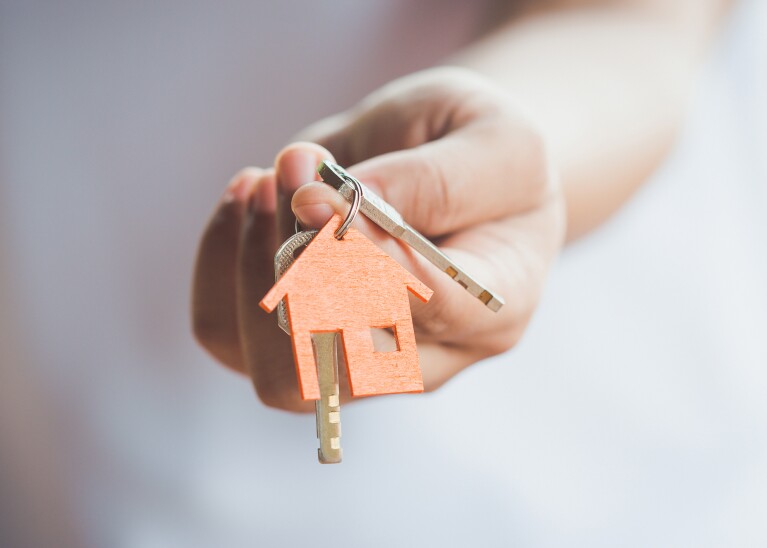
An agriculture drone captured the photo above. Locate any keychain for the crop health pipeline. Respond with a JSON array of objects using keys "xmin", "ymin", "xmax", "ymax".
[{"xmin": 259, "ymin": 162, "xmax": 503, "ymax": 463}]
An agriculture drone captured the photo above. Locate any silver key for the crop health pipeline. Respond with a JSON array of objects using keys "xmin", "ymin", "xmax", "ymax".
[
  {"xmin": 274, "ymin": 231, "xmax": 342, "ymax": 464},
  {"xmin": 318, "ymin": 161, "xmax": 504, "ymax": 312},
  {"xmin": 274, "ymin": 230, "xmax": 317, "ymax": 335}
]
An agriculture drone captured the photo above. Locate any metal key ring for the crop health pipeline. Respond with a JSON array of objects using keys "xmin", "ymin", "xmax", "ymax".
[
  {"xmin": 294, "ymin": 176, "xmax": 364, "ymax": 239},
  {"xmin": 333, "ymin": 176, "xmax": 363, "ymax": 239}
]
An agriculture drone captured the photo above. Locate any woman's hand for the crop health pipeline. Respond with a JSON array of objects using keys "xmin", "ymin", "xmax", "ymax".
[{"xmin": 192, "ymin": 68, "xmax": 565, "ymax": 412}]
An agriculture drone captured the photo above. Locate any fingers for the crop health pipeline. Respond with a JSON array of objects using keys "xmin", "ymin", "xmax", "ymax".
[
  {"xmin": 193, "ymin": 144, "xmax": 339, "ymax": 411},
  {"xmin": 291, "ymin": 182, "xmax": 348, "ymax": 228},
  {"xmin": 296, "ymin": 67, "xmax": 487, "ymax": 164},
  {"xmin": 274, "ymin": 142, "xmax": 335, "ymax": 240},
  {"xmin": 193, "ymin": 151, "xmax": 519, "ymax": 410},
  {"xmin": 235, "ymin": 172, "xmax": 316, "ymax": 412},
  {"xmin": 348, "ymin": 119, "xmax": 551, "ymax": 237},
  {"xmin": 298, "ymin": 68, "xmax": 552, "ymax": 237},
  {"xmin": 237, "ymin": 145, "xmax": 339, "ymax": 412},
  {"xmin": 192, "ymin": 163, "xmax": 319, "ymax": 411},
  {"xmin": 192, "ymin": 168, "xmax": 261, "ymax": 372},
  {"xmin": 194, "ymin": 68, "xmax": 565, "ymax": 407},
  {"xmin": 418, "ymin": 343, "xmax": 483, "ymax": 393}
]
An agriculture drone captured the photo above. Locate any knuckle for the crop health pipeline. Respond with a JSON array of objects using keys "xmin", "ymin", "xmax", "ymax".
[
  {"xmin": 253, "ymin": 388, "xmax": 287, "ymax": 410},
  {"xmin": 230, "ymin": 166, "xmax": 262, "ymax": 187},
  {"xmin": 467, "ymin": 323, "xmax": 525, "ymax": 361},
  {"xmin": 254, "ymin": 384, "xmax": 313, "ymax": 413},
  {"xmin": 422, "ymin": 379, "xmax": 443, "ymax": 394},
  {"xmin": 250, "ymin": 356, "xmax": 316, "ymax": 413},
  {"xmin": 191, "ymin": 314, "xmax": 224, "ymax": 351},
  {"xmin": 474, "ymin": 300, "xmax": 536, "ymax": 359},
  {"xmin": 484, "ymin": 328, "xmax": 524, "ymax": 357},
  {"xmin": 419, "ymin": 153, "xmax": 454, "ymax": 235},
  {"xmin": 414, "ymin": 305, "xmax": 452, "ymax": 341},
  {"xmin": 192, "ymin": 315, "xmax": 244, "ymax": 368}
]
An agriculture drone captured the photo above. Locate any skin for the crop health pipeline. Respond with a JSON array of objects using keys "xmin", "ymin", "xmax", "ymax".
[{"xmin": 192, "ymin": 0, "xmax": 729, "ymax": 412}]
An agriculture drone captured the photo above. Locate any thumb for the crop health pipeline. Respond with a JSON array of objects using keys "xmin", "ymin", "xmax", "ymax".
[{"xmin": 344, "ymin": 119, "xmax": 549, "ymax": 238}]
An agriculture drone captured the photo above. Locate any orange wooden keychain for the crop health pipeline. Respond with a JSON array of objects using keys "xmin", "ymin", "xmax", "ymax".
[
  {"xmin": 259, "ymin": 173, "xmax": 432, "ymax": 463},
  {"xmin": 260, "ymin": 212, "xmax": 432, "ymax": 400},
  {"xmin": 260, "ymin": 162, "xmax": 502, "ymax": 463}
]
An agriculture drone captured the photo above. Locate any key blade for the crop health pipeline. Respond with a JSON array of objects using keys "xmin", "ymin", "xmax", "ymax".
[
  {"xmin": 318, "ymin": 161, "xmax": 406, "ymax": 237},
  {"xmin": 318, "ymin": 161, "xmax": 505, "ymax": 312},
  {"xmin": 400, "ymin": 226, "xmax": 504, "ymax": 312},
  {"xmin": 312, "ymin": 332, "xmax": 342, "ymax": 464}
]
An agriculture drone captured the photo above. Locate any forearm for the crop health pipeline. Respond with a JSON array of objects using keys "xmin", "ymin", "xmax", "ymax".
[{"xmin": 453, "ymin": 1, "xmax": 729, "ymax": 240}]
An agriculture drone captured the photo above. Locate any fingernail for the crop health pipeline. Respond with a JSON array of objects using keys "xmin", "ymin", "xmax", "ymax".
[
  {"xmin": 277, "ymin": 151, "xmax": 317, "ymax": 194},
  {"xmin": 224, "ymin": 174, "xmax": 254, "ymax": 202},
  {"xmin": 293, "ymin": 203, "xmax": 334, "ymax": 228},
  {"xmin": 249, "ymin": 175, "xmax": 276, "ymax": 214}
]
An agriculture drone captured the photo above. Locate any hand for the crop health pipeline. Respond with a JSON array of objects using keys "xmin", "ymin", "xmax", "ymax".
[{"xmin": 192, "ymin": 67, "xmax": 565, "ymax": 412}]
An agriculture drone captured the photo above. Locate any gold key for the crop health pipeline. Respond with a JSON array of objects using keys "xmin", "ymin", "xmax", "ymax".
[{"xmin": 312, "ymin": 332, "xmax": 342, "ymax": 464}]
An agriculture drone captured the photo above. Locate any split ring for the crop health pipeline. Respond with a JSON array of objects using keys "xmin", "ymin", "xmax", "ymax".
[
  {"xmin": 293, "ymin": 176, "xmax": 364, "ymax": 239},
  {"xmin": 334, "ymin": 177, "xmax": 363, "ymax": 239}
]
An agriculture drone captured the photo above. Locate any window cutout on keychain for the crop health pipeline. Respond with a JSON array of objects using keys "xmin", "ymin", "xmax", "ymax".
[{"xmin": 370, "ymin": 326, "xmax": 399, "ymax": 353}]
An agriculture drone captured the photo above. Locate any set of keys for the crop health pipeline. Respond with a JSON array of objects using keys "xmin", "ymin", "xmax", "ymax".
[{"xmin": 259, "ymin": 161, "xmax": 503, "ymax": 463}]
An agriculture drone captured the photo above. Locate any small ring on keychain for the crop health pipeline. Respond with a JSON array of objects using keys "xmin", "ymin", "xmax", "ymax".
[
  {"xmin": 333, "ymin": 177, "xmax": 363, "ymax": 239},
  {"xmin": 293, "ymin": 177, "xmax": 364, "ymax": 240}
]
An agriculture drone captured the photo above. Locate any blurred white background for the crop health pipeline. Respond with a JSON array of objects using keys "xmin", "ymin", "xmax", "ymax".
[{"xmin": 1, "ymin": 1, "xmax": 765, "ymax": 547}]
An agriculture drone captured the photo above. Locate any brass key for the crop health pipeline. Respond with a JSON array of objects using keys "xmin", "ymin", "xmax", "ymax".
[{"xmin": 312, "ymin": 332, "xmax": 342, "ymax": 464}]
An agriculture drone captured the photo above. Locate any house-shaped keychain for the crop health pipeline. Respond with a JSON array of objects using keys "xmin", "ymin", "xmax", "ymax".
[{"xmin": 260, "ymin": 214, "xmax": 433, "ymax": 401}]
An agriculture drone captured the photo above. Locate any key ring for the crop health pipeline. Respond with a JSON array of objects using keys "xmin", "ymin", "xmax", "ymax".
[
  {"xmin": 333, "ymin": 176, "xmax": 363, "ymax": 239},
  {"xmin": 294, "ymin": 176, "xmax": 364, "ymax": 240}
]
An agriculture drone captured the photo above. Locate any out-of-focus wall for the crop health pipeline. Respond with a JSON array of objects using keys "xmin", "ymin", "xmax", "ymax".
[{"xmin": 0, "ymin": 1, "xmax": 485, "ymax": 546}]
